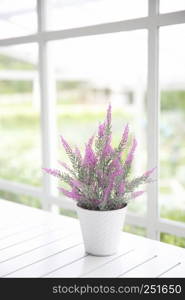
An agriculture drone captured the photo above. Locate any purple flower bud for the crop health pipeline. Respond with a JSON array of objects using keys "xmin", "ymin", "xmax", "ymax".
[
  {"xmin": 125, "ymin": 138, "xmax": 137, "ymax": 165},
  {"xmin": 83, "ymin": 136, "xmax": 97, "ymax": 167},
  {"xmin": 102, "ymin": 169, "xmax": 121, "ymax": 203},
  {"xmin": 60, "ymin": 136, "xmax": 72, "ymax": 154},
  {"xmin": 98, "ymin": 122, "xmax": 106, "ymax": 138},
  {"xmin": 75, "ymin": 146, "xmax": 82, "ymax": 160},
  {"xmin": 118, "ymin": 181, "xmax": 125, "ymax": 195},
  {"xmin": 58, "ymin": 187, "xmax": 82, "ymax": 201},
  {"xmin": 70, "ymin": 179, "xmax": 82, "ymax": 189},
  {"xmin": 102, "ymin": 143, "xmax": 113, "ymax": 157},
  {"xmin": 121, "ymin": 124, "xmax": 129, "ymax": 147},
  {"xmin": 102, "ymin": 181, "xmax": 113, "ymax": 203},
  {"xmin": 110, "ymin": 158, "xmax": 123, "ymax": 173},
  {"xmin": 43, "ymin": 168, "xmax": 61, "ymax": 178},
  {"xmin": 143, "ymin": 167, "xmax": 156, "ymax": 178},
  {"xmin": 132, "ymin": 190, "xmax": 145, "ymax": 199},
  {"xmin": 106, "ymin": 103, "xmax": 112, "ymax": 126}
]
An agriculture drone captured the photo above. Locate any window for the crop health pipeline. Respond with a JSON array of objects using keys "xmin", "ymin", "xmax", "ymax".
[
  {"xmin": 159, "ymin": 24, "xmax": 185, "ymax": 224},
  {"xmin": 0, "ymin": 0, "xmax": 185, "ymax": 246},
  {"xmin": 46, "ymin": 0, "xmax": 148, "ymax": 30}
]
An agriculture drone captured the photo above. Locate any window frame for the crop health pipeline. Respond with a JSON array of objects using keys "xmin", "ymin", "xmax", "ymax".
[{"xmin": 0, "ymin": 0, "xmax": 185, "ymax": 240}]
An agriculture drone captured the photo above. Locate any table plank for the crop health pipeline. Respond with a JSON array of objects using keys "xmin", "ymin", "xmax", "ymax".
[
  {"xmin": 5, "ymin": 245, "xmax": 86, "ymax": 278},
  {"xmin": 1, "ymin": 234, "xmax": 82, "ymax": 277},
  {"xmin": 0, "ymin": 223, "xmax": 64, "ymax": 251},
  {"xmin": 81, "ymin": 248, "xmax": 157, "ymax": 278},
  {"xmin": 81, "ymin": 239, "xmax": 185, "ymax": 278},
  {"xmin": 0, "ymin": 226, "xmax": 79, "ymax": 263},
  {"xmin": 44, "ymin": 247, "xmax": 134, "ymax": 278},
  {"xmin": 159, "ymin": 261, "xmax": 185, "ymax": 277},
  {"xmin": 121, "ymin": 256, "xmax": 181, "ymax": 278},
  {"xmin": 43, "ymin": 233, "xmax": 145, "ymax": 277},
  {"xmin": 0, "ymin": 222, "xmax": 47, "ymax": 240}
]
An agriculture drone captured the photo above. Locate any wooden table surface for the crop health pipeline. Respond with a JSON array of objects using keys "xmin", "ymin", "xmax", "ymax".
[{"xmin": 0, "ymin": 199, "xmax": 185, "ymax": 278}]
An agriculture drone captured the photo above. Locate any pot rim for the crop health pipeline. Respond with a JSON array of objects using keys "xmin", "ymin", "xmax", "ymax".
[{"xmin": 76, "ymin": 203, "xmax": 127, "ymax": 213}]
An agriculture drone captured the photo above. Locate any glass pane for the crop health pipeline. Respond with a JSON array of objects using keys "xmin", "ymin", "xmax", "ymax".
[
  {"xmin": 60, "ymin": 208, "xmax": 77, "ymax": 219},
  {"xmin": 124, "ymin": 225, "xmax": 146, "ymax": 237},
  {"xmin": 160, "ymin": 24, "xmax": 185, "ymax": 222},
  {"xmin": 49, "ymin": 30, "xmax": 147, "ymax": 215},
  {"xmin": 0, "ymin": 0, "xmax": 37, "ymax": 39},
  {"xmin": 46, "ymin": 0, "xmax": 148, "ymax": 30},
  {"xmin": 160, "ymin": 233, "xmax": 185, "ymax": 248},
  {"xmin": 160, "ymin": 0, "xmax": 185, "ymax": 13},
  {"xmin": 0, "ymin": 43, "xmax": 41, "ymax": 186},
  {"xmin": 0, "ymin": 190, "xmax": 41, "ymax": 208}
]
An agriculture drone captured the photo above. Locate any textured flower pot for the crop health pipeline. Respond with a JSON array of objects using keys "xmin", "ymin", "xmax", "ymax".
[{"xmin": 76, "ymin": 204, "xmax": 127, "ymax": 256}]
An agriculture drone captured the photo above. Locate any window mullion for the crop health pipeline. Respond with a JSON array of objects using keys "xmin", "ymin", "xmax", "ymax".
[
  {"xmin": 146, "ymin": 0, "xmax": 160, "ymax": 239},
  {"xmin": 37, "ymin": 0, "xmax": 57, "ymax": 210}
]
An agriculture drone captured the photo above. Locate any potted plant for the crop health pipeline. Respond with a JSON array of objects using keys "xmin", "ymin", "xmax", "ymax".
[{"xmin": 43, "ymin": 104, "xmax": 155, "ymax": 256}]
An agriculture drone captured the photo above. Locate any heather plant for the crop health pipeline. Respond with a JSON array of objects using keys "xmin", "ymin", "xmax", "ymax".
[{"xmin": 43, "ymin": 104, "xmax": 155, "ymax": 211}]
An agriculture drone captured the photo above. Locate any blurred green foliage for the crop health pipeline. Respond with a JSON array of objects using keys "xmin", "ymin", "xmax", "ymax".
[
  {"xmin": 57, "ymin": 80, "xmax": 87, "ymax": 91},
  {"xmin": 0, "ymin": 190, "xmax": 41, "ymax": 209},
  {"xmin": 124, "ymin": 225, "xmax": 146, "ymax": 237},
  {"xmin": 60, "ymin": 208, "xmax": 77, "ymax": 219},
  {"xmin": 0, "ymin": 54, "xmax": 35, "ymax": 94},
  {"xmin": 0, "ymin": 80, "xmax": 32, "ymax": 94},
  {"xmin": 160, "ymin": 208, "xmax": 185, "ymax": 247},
  {"xmin": 161, "ymin": 207, "xmax": 185, "ymax": 223},
  {"xmin": 160, "ymin": 233, "xmax": 185, "ymax": 248},
  {"xmin": 0, "ymin": 54, "xmax": 35, "ymax": 70}
]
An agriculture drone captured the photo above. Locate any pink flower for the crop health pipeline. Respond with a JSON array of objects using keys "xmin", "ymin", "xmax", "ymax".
[
  {"xmin": 102, "ymin": 169, "xmax": 122, "ymax": 203},
  {"xmin": 131, "ymin": 190, "xmax": 145, "ymax": 199},
  {"xmin": 98, "ymin": 122, "xmax": 106, "ymax": 138},
  {"xmin": 125, "ymin": 138, "xmax": 137, "ymax": 165},
  {"xmin": 43, "ymin": 168, "xmax": 61, "ymax": 177},
  {"xmin": 118, "ymin": 181, "xmax": 125, "ymax": 195},
  {"xmin": 123, "ymin": 124, "xmax": 129, "ymax": 140},
  {"xmin": 102, "ymin": 180, "xmax": 114, "ymax": 203},
  {"xmin": 119, "ymin": 124, "xmax": 129, "ymax": 151},
  {"xmin": 75, "ymin": 146, "xmax": 82, "ymax": 160},
  {"xmin": 43, "ymin": 104, "xmax": 155, "ymax": 210},
  {"xmin": 110, "ymin": 158, "xmax": 123, "ymax": 173},
  {"xmin": 83, "ymin": 136, "xmax": 97, "ymax": 167},
  {"xmin": 60, "ymin": 136, "xmax": 72, "ymax": 154},
  {"xmin": 102, "ymin": 143, "xmax": 113, "ymax": 157},
  {"xmin": 70, "ymin": 179, "xmax": 82, "ymax": 189},
  {"xmin": 143, "ymin": 167, "xmax": 156, "ymax": 178},
  {"xmin": 106, "ymin": 103, "xmax": 112, "ymax": 127},
  {"xmin": 58, "ymin": 187, "xmax": 82, "ymax": 201},
  {"xmin": 89, "ymin": 135, "xmax": 94, "ymax": 146}
]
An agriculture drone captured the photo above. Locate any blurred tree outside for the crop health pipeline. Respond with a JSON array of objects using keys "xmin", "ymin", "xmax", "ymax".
[{"xmin": 0, "ymin": 54, "xmax": 36, "ymax": 70}]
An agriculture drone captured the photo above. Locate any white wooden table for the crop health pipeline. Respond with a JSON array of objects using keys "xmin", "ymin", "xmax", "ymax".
[{"xmin": 0, "ymin": 199, "xmax": 185, "ymax": 278}]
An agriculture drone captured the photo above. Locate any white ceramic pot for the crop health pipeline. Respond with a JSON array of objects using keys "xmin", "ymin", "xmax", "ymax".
[{"xmin": 76, "ymin": 205, "xmax": 127, "ymax": 256}]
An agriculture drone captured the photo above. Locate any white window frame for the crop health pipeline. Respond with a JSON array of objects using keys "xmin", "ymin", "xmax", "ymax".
[{"xmin": 0, "ymin": 0, "xmax": 185, "ymax": 240}]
